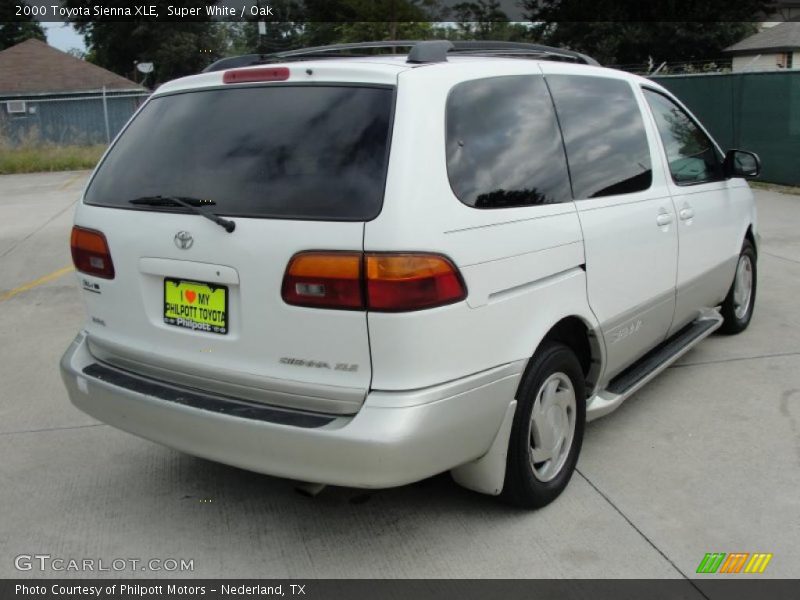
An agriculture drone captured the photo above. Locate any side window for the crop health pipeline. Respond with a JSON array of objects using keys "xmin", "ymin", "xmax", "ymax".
[
  {"xmin": 546, "ymin": 75, "xmax": 653, "ymax": 199},
  {"xmin": 445, "ymin": 75, "xmax": 572, "ymax": 208},
  {"xmin": 642, "ymin": 88, "xmax": 724, "ymax": 185}
]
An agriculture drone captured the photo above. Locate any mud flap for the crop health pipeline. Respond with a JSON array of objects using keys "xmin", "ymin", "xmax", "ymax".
[{"xmin": 450, "ymin": 400, "xmax": 517, "ymax": 495}]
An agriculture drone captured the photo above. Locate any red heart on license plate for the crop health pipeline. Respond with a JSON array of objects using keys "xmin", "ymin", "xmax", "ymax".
[{"xmin": 185, "ymin": 290, "xmax": 197, "ymax": 303}]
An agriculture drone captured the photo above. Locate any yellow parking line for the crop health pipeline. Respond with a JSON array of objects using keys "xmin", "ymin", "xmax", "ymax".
[
  {"xmin": 59, "ymin": 173, "xmax": 84, "ymax": 190},
  {"xmin": 0, "ymin": 265, "xmax": 74, "ymax": 303}
]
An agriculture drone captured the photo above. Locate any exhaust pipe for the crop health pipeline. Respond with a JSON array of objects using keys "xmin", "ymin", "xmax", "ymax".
[{"xmin": 293, "ymin": 481, "xmax": 327, "ymax": 497}]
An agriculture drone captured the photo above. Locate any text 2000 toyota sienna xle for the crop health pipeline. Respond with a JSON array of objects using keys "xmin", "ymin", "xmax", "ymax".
[{"xmin": 61, "ymin": 41, "xmax": 760, "ymax": 507}]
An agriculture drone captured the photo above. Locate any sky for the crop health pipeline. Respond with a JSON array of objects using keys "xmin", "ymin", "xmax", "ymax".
[{"xmin": 42, "ymin": 22, "xmax": 87, "ymax": 53}]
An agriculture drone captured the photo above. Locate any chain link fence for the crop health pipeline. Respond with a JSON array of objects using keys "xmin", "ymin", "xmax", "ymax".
[
  {"xmin": 0, "ymin": 90, "xmax": 150, "ymax": 147},
  {"xmin": 613, "ymin": 58, "xmax": 735, "ymax": 76}
]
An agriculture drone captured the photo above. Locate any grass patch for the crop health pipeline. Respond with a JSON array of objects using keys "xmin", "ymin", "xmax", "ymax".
[{"xmin": 0, "ymin": 143, "xmax": 106, "ymax": 174}]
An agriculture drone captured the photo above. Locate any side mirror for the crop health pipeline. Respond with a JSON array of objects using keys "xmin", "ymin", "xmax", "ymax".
[{"xmin": 723, "ymin": 149, "xmax": 761, "ymax": 179}]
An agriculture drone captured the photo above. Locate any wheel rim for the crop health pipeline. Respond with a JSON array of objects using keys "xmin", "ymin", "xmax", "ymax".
[
  {"xmin": 528, "ymin": 372, "xmax": 577, "ymax": 482},
  {"xmin": 733, "ymin": 254, "xmax": 753, "ymax": 320}
]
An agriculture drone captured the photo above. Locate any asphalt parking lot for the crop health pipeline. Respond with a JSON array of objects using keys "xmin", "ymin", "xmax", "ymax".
[{"xmin": 1, "ymin": 171, "xmax": 799, "ymax": 580}]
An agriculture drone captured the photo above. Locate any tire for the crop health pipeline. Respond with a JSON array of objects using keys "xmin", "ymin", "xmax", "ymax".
[
  {"xmin": 719, "ymin": 239, "xmax": 757, "ymax": 335},
  {"xmin": 502, "ymin": 341, "xmax": 586, "ymax": 509}
]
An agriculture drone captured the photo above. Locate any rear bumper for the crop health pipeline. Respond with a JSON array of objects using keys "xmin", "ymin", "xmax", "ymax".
[{"xmin": 60, "ymin": 332, "xmax": 522, "ymax": 489}]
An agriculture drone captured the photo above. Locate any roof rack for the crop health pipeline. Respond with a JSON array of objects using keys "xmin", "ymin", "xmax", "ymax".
[{"xmin": 203, "ymin": 40, "xmax": 600, "ymax": 73}]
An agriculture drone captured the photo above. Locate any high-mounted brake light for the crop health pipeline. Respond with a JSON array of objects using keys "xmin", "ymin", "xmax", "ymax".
[
  {"xmin": 70, "ymin": 226, "xmax": 115, "ymax": 279},
  {"xmin": 282, "ymin": 252, "xmax": 466, "ymax": 312},
  {"xmin": 223, "ymin": 66, "xmax": 290, "ymax": 84}
]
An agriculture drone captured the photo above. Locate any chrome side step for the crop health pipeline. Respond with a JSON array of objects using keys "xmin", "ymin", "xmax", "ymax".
[{"xmin": 586, "ymin": 311, "xmax": 723, "ymax": 422}]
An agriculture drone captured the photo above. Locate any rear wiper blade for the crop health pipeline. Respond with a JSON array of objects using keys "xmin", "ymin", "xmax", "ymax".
[{"xmin": 128, "ymin": 196, "xmax": 236, "ymax": 233}]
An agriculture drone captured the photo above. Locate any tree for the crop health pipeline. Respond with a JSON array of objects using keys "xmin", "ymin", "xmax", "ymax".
[
  {"xmin": 67, "ymin": 47, "xmax": 87, "ymax": 60},
  {"xmin": 0, "ymin": 3, "xmax": 46, "ymax": 51},
  {"xmin": 220, "ymin": 21, "xmax": 302, "ymax": 55},
  {"xmin": 523, "ymin": 0, "xmax": 766, "ymax": 66},
  {"xmin": 220, "ymin": 5, "xmax": 442, "ymax": 57},
  {"xmin": 302, "ymin": 0, "xmax": 443, "ymax": 46},
  {"xmin": 220, "ymin": 0, "xmax": 303, "ymax": 54},
  {"xmin": 450, "ymin": 1, "xmax": 539, "ymax": 42},
  {"xmin": 220, "ymin": 0, "xmax": 447, "ymax": 54},
  {"xmin": 65, "ymin": 1, "xmax": 225, "ymax": 85}
]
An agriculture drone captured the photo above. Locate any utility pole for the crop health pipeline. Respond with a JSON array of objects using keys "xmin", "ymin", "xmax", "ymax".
[{"xmin": 256, "ymin": 0, "xmax": 266, "ymax": 53}]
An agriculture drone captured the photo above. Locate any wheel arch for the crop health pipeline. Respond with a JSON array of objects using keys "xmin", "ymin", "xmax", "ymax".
[
  {"xmin": 451, "ymin": 312, "xmax": 603, "ymax": 497},
  {"xmin": 521, "ymin": 315, "xmax": 604, "ymax": 400},
  {"xmin": 744, "ymin": 224, "xmax": 757, "ymax": 257}
]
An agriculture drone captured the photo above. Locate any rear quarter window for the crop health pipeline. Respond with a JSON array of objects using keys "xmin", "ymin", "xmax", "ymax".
[
  {"xmin": 445, "ymin": 75, "xmax": 572, "ymax": 209},
  {"xmin": 84, "ymin": 85, "xmax": 395, "ymax": 221}
]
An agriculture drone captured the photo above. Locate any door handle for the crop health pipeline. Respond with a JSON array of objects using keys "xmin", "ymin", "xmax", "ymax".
[
  {"xmin": 656, "ymin": 212, "xmax": 673, "ymax": 227},
  {"xmin": 679, "ymin": 205, "xmax": 695, "ymax": 221}
]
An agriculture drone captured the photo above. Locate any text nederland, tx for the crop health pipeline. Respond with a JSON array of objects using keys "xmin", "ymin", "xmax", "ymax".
[{"xmin": 16, "ymin": 583, "xmax": 306, "ymax": 596}]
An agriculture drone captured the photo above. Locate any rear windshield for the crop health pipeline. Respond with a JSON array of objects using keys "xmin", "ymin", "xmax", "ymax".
[{"xmin": 84, "ymin": 85, "xmax": 394, "ymax": 221}]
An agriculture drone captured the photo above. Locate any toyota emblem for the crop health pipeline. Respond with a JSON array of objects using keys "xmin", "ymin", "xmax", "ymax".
[{"xmin": 174, "ymin": 231, "xmax": 194, "ymax": 250}]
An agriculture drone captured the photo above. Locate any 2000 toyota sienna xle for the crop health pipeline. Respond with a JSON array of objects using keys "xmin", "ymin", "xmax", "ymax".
[{"xmin": 60, "ymin": 41, "xmax": 761, "ymax": 508}]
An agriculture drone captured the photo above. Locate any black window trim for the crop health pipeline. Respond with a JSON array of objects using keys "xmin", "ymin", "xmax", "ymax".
[
  {"xmin": 640, "ymin": 85, "xmax": 726, "ymax": 188},
  {"xmin": 542, "ymin": 75, "xmax": 577, "ymax": 201},
  {"xmin": 82, "ymin": 82, "xmax": 398, "ymax": 223}
]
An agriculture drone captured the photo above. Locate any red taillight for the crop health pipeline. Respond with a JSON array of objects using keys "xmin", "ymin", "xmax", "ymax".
[
  {"xmin": 70, "ymin": 226, "xmax": 115, "ymax": 279},
  {"xmin": 366, "ymin": 254, "xmax": 466, "ymax": 311},
  {"xmin": 282, "ymin": 252, "xmax": 364, "ymax": 310},
  {"xmin": 282, "ymin": 252, "xmax": 466, "ymax": 312},
  {"xmin": 223, "ymin": 66, "xmax": 290, "ymax": 84}
]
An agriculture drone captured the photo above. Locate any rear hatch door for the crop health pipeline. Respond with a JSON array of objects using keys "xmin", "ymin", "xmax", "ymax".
[{"xmin": 76, "ymin": 81, "xmax": 395, "ymax": 414}]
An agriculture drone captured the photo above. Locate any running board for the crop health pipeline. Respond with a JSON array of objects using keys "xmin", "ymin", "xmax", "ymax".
[{"xmin": 586, "ymin": 311, "xmax": 723, "ymax": 422}]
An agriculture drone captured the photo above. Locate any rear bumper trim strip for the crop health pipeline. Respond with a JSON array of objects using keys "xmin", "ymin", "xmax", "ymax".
[{"xmin": 82, "ymin": 362, "xmax": 335, "ymax": 429}]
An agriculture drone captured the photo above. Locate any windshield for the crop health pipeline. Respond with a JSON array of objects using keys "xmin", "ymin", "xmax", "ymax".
[{"xmin": 84, "ymin": 85, "xmax": 394, "ymax": 221}]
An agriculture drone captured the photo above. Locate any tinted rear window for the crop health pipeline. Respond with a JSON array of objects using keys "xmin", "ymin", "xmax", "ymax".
[
  {"xmin": 546, "ymin": 75, "xmax": 652, "ymax": 199},
  {"xmin": 445, "ymin": 75, "xmax": 572, "ymax": 208},
  {"xmin": 84, "ymin": 85, "xmax": 394, "ymax": 220}
]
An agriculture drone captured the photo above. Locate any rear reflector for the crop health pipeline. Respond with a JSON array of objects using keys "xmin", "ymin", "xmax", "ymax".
[
  {"xmin": 223, "ymin": 66, "xmax": 290, "ymax": 84},
  {"xmin": 70, "ymin": 226, "xmax": 115, "ymax": 279},
  {"xmin": 282, "ymin": 252, "xmax": 466, "ymax": 312},
  {"xmin": 282, "ymin": 252, "xmax": 363, "ymax": 310}
]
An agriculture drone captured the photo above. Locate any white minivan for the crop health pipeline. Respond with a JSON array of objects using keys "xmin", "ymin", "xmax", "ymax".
[{"xmin": 61, "ymin": 41, "xmax": 760, "ymax": 507}]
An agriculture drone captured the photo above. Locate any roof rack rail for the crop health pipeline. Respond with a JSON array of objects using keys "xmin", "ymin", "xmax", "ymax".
[
  {"xmin": 449, "ymin": 41, "xmax": 599, "ymax": 66},
  {"xmin": 203, "ymin": 40, "xmax": 600, "ymax": 73}
]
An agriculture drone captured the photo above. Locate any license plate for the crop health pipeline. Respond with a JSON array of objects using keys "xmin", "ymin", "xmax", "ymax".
[{"xmin": 164, "ymin": 279, "xmax": 228, "ymax": 335}]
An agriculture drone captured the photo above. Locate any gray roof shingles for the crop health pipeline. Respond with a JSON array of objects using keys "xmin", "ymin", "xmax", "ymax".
[
  {"xmin": 0, "ymin": 38, "xmax": 144, "ymax": 96},
  {"xmin": 724, "ymin": 22, "xmax": 800, "ymax": 55}
]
